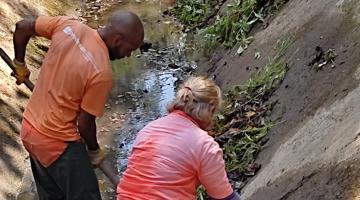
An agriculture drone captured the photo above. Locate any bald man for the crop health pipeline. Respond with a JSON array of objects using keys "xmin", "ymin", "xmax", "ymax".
[{"xmin": 12, "ymin": 11, "xmax": 144, "ymax": 199}]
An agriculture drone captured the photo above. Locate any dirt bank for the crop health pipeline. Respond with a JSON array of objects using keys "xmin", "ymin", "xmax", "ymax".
[{"xmin": 200, "ymin": 0, "xmax": 360, "ymax": 199}]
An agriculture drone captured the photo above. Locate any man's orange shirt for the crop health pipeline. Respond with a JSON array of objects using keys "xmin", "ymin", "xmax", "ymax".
[{"xmin": 21, "ymin": 16, "xmax": 112, "ymax": 167}]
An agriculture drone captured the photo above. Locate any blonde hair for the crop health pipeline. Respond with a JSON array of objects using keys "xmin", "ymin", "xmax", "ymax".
[{"xmin": 167, "ymin": 76, "xmax": 222, "ymax": 128}]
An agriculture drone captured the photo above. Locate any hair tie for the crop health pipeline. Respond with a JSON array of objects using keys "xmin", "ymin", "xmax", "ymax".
[{"xmin": 184, "ymin": 86, "xmax": 192, "ymax": 92}]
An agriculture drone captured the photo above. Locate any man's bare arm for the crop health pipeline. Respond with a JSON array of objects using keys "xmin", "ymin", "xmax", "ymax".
[
  {"xmin": 13, "ymin": 18, "xmax": 37, "ymax": 62},
  {"xmin": 77, "ymin": 108, "xmax": 99, "ymax": 150}
]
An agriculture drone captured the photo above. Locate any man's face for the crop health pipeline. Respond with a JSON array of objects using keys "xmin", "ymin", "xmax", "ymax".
[{"xmin": 109, "ymin": 36, "xmax": 142, "ymax": 61}]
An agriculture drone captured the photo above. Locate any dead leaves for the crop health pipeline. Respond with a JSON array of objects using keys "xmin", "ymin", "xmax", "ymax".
[
  {"xmin": 213, "ymin": 92, "xmax": 274, "ymax": 190},
  {"xmin": 308, "ymin": 46, "xmax": 337, "ymax": 70},
  {"xmin": 245, "ymin": 111, "xmax": 256, "ymax": 118},
  {"xmin": 212, "ymin": 38, "xmax": 291, "ymax": 192}
]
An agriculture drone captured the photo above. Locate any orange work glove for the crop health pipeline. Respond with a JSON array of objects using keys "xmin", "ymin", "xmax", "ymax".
[
  {"xmin": 11, "ymin": 59, "xmax": 30, "ymax": 85},
  {"xmin": 88, "ymin": 148, "xmax": 106, "ymax": 167}
]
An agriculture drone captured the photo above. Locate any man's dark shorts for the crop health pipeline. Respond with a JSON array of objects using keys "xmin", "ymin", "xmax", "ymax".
[{"xmin": 30, "ymin": 142, "xmax": 101, "ymax": 200}]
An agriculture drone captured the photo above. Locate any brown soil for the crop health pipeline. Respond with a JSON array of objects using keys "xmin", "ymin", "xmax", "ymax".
[
  {"xmin": 249, "ymin": 159, "xmax": 360, "ymax": 200},
  {"xmin": 199, "ymin": 0, "xmax": 360, "ymax": 199}
]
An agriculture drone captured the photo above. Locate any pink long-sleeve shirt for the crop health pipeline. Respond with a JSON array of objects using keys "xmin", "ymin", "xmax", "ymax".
[{"xmin": 117, "ymin": 110, "xmax": 233, "ymax": 199}]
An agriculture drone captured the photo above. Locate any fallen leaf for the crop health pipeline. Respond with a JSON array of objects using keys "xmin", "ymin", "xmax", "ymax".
[
  {"xmin": 254, "ymin": 52, "xmax": 261, "ymax": 59},
  {"xmin": 237, "ymin": 46, "xmax": 245, "ymax": 55},
  {"xmin": 245, "ymin": 111, "xmax": 256, "ymax": 118},
  {"xmin": 217, "ymin": 114, "xmax": 225, "ymax": 120}
]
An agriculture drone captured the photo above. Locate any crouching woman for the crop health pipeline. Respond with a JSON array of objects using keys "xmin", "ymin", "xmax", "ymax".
[{"xmin": 117, "ymin": 76, "xmax": 241, "ymax": 200}]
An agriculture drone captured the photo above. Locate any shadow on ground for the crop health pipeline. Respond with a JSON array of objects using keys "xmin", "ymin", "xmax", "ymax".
[
  {"xmin": 0, "ymin": 87, "xmax": 29, "ymax": 198},
  {"xmin": 246, "ymin": 158, "xmax": 360, "ymax": 200}
]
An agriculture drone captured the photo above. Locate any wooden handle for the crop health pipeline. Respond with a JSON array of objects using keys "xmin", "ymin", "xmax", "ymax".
[
  {"xmin": 0, "ymin": 48, "xmax": 34, "ymax": 91},
  {"xmin": 99, "ymin": 161, "xmax": 119, "ymax": 186}
]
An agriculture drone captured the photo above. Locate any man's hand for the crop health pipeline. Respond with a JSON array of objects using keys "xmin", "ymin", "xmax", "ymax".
[
  {"xmin": 88, "ymin": 148, "xmax": 106, "ymax": 167},
  {"xmin": 11, "ymin": 59, "xmax": 30, "ymax": 85}
]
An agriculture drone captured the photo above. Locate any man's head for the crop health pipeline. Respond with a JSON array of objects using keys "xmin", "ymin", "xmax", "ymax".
[{"xmin": 99, "ymin": 11, "xmax": 144, "ymax": 60}]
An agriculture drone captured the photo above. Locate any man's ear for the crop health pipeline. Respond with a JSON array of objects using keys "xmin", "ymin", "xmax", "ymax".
[{"xmin": 114, "ymin": 34, "xmax": 124, "ymax": 46}]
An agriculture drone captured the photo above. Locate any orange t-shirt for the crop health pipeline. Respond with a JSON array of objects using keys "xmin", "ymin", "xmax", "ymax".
[
  {"xmin": 117, "ymin": 111, "xmax": 233, "ymax": 200},
  {"xmin": 21, "ymin": 16, "xmax": 113, "ymax": 167},
  {"xmin": 21, "ymin": 119, "xmax": 68, "ymax": 167}
]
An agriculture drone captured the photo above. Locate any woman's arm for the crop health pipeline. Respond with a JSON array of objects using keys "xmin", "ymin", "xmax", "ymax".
[
  {"xmin": 210, "ymin": 191, "xmax": 241, "ymax": 200},
  {"xmin": 197, "ymin": 139, "xmax": 240, "ymax": 200}
]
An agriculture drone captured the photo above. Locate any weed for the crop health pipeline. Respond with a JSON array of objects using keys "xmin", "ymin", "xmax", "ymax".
[
  {"xmin": 196, "ymin": 186, "xmax": 207, "ymax": 200},
  {"xmin": 196, "ymin": 38, "xmax": 292, "ymax": 197},
  {"xmin": 243, "ymin": 37, "xmax": 291, "ymax": 97},
  {"xmin": 202, "ymin": 0, "xmax": 259, "ymax": 49},
  {"xmin": 171, "ymin": 0, "xmax": 289, "ymax": 51},
  {"xmin": 170, "ymin": 0, "xmax": 220, "ymax": 28}
]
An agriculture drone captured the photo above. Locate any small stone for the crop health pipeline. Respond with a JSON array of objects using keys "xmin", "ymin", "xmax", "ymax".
[
  {"xmin": 78, "ymin": 17, "xmax": 88, "ymax": 22},
  {"xmin": 82, "ymin": 13, "xmax": 93, "ymax": 18},
  {"xmin": 100, "ymin": 128, "xmax": 109, "ymax": 132},
  {"xmin": 140, "ymin": 42, "xmax": 152, "ymax": 53},
  {"xmin": 168, "ymin": 63, "xmax": 180, "ymax": 69},
  {"xmin": 91, "ymin": 6, "xmax": 100, "ymax": 11},
  {"xmin": 234, "ymin": 181, "xmax": 244, "ymax": 189}
]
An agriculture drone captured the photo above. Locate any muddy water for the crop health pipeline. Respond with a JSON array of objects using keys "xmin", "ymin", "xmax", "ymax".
[{"xmin": 82, "ymin": 0, "xmax": 196, "ymax": 197}]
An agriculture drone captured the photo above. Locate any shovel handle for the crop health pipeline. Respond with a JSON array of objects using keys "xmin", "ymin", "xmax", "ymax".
[
  {"xmin": 0, "ymin": 48, "xmax": 34, "ymax": 91},
  {"xmin": 99, "ymin": 161, "xmax": 119, "ymax": 186}
]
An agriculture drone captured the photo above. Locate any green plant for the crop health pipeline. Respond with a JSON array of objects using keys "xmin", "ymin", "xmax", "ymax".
[
  {"xmin": 244, "ymin": 37, "xmax": 291, "ymax": 96},
  {"xmin": 171, "ymin": 0, "xmax": 289, "ymax": 51},
  {"xmin": 170, "ymin": 0, "xmax": 219, "ymax": 28},
  {"xmin": 212, "ymin": 37, "xmax": 292, "ymax": 191},
  {"xmin": 201, "ymin": 0, "xmax": 263, "ymax": 49},
  {"xmin": 196, "ymin": 185, "xmax": 206, "ymax": 200}
]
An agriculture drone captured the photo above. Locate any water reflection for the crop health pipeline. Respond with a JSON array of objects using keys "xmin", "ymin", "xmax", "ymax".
[{"xmin": 84, "ymin": 0, "xmax": 194, "ymax": 175}]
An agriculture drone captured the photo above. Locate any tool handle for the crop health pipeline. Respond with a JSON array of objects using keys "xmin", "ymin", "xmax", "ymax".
[
  {"xmin": 0, "ymin": 48, "xmax": 34, "ymax": 91},
  {"xmin": 99, "ymin": 161, "xmax": 119, "ymax": 186}
]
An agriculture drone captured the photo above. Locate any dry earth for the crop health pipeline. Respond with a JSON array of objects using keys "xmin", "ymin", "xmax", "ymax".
[{"xmin": 199, "ymin": 0, "xmax": 360, "ymax": 199}]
